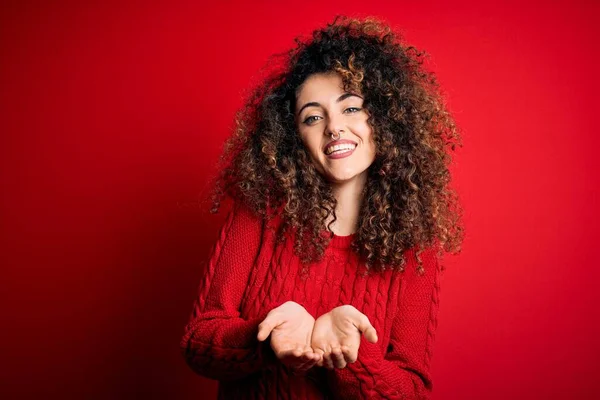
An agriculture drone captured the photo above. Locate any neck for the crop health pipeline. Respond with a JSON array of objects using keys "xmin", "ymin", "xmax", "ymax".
[{"xmin": 327, "ymin": 173, "xmax": 367, "ymax": 236}]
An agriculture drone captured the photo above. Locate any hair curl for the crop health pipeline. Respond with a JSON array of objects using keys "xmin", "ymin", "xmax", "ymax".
[{"xmin": 209, "ymin": 15, "xmax": 464, "ymax": 273}]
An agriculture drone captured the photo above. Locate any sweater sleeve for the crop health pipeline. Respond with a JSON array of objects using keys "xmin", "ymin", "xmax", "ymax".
[
  {"xmin": 180, "ymin": 202, "xmax": 275, "ymax": 381},
  {"xmin": 327, "ymin": 247, "xmax": 442, "ymax": 399}
]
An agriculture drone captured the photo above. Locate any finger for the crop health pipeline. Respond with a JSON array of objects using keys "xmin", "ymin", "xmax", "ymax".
[
  {"xmin": 314, "ymin": 355, "xmax": 323, "ymax": 367},
  {"xmin": 257, "ymin": 317, "xmax": 279, "ymax": 341},
  {"xmin": 355, "ymin": 314, "xmax": 378, "ymax": 343},
  {"xmin": 322, "ymin": 352, "xmax": 334, "ymax": 370},
  {"xmin": 331, "ymin": 347, "xmax": 346, "ymax": 369},
  {"xmin": 297, "ymin": 360, "xmax": 318, "ymax": 372},
  {"xmin": 310, "ymin": 351, "xmax": 322, "ymax": 363},
  {"xmin": 341, "ymin": 344, "xmax": 357, "ymax": 364},
  {"xmin": 278, "ymin": 349, "xmax": 305, "ymax": 366},
  {"xmin": 363, "ymin": 326, "xmax": 378, "ymax": 343},
  {"xmin": 303, "ymin": 346, "xmax": 322, "ymax": 364},
  {"xmin": 293, "ymin": 347, "xmax": 304, "ymax": 358},
  {"xmin": 275, "ymin": 346, "xmax": 301, "ymax": 360},
  {"xmin": 313, "ymin": 349, "xmax": 325, "ymax": 367},
  {"xmin": 293, "ymin": 348, "xmax": 316, "ymax": 371},
  {"xmin": 295, "ymin": 353, "xmax": 319, "ymax": 372},
  {"xmin": 302, "ymin": 345, "xmax": 315, "ymax": 356}
]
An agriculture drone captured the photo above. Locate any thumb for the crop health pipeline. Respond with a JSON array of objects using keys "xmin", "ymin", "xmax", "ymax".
[
  {"xmin": 355, "ymin": 314, "xmax": 378, "ymax": 344},
  {"xmin": 363, "ymin": 326, "xmax": 378, "ymax": 344},
  {"xmin": 257, "ymin": 315, "xmax": 279, "ymax": 342}
]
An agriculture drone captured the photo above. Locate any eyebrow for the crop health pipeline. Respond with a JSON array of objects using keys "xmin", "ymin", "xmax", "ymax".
[{"xmin": 296, "ymin": 93, "xmax": 363, "ymax": 117}]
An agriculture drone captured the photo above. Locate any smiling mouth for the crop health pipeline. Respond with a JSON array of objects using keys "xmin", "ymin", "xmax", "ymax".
[{"xmin": 324, "ymin": 143, "xmax": 357, "ymax": 155}]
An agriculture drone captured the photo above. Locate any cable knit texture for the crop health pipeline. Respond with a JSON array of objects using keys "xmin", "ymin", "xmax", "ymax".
[{"xmin": 180, "ymin": 202, "xmax": 443, "ymax": 399}]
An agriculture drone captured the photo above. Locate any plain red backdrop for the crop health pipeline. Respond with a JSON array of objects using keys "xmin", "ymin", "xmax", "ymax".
[{"xmin": 2, "ymin": 0, "xmax": 599, "ymax": 398}]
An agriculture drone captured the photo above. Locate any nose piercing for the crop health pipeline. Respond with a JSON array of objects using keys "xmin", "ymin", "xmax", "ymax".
[{"xmin": 330, "ymin": 129, "xmax": 343, "ymax": 141}]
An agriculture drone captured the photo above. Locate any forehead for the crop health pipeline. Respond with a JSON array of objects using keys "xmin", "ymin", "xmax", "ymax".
[{"xmin": 295, "ymin": 72, "xmax": 345, "ymax": 103}]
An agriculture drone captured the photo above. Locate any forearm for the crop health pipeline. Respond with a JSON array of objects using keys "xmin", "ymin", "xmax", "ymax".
[
  {"xmin": 180, "ymin": 312, "xmax": 276, "ymax": 381},
  {"xmin": 327, "ymin": 339, "xmax": 431, "ymax": 400},
  {"xmin": 180, "ymin": 202, "xmax": 272, "ymax": 380},
  {"xmin": 327, "ymin": 245, "xmax": 441, "ymax": 399}
]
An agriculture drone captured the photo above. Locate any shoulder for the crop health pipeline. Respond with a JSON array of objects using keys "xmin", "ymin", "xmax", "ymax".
[
  {"xmin": 230, "ymin": 200, "xmax": 262, "ymax": 223},
  {"xmin": 401, "ymin": 243, "xmax": 442, "ymax": 279},
  {"xmin": 226, "ymin": 200, "xmax": 291, "ymax": 237},
  {"xmin": 216, "ymin": 200, "xmax": 268, "ymax": 245}
]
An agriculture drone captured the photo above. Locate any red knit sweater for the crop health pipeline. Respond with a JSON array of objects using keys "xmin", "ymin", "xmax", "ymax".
[{"xmin": 180, "ymin": 202, "xmax": 443, "ymax": 399}]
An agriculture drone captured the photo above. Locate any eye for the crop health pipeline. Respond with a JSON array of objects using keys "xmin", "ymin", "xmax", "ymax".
[
  {"xmin": 303, "ymin": 115, "xmax": 322, "ymax": 125},
  {"xmin": 344, "ymin": 107, "xmax": 362, "ymax": 114}
]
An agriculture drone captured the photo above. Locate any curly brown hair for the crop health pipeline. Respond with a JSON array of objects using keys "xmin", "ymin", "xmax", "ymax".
[{"xmin": 208, "ymin": 15, "xmax": 464, "ymax": 273}]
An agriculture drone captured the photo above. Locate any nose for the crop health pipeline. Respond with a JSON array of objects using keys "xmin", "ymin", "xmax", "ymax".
[{"xmin": 325, "ymin": 113, "xmax": 345, "ymax": 138}]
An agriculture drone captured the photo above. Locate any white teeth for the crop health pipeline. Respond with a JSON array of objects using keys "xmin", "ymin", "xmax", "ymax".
[{"xmin": 325, "ymin": 144, "xmax": 356, "ymax": 155}]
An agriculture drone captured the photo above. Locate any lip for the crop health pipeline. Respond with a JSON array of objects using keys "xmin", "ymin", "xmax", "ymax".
[
  {"xmin": 327, "ymin": 146, "xmax": 355, "ymax": 159},
  {"xmin": 323, "ymin": 139, "xmax": 358, "ymax": 155}
]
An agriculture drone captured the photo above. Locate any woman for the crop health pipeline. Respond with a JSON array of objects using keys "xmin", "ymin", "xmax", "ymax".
[{"xmin": 180, "ymin": 15, "xmax": 463, "ymax": 399}]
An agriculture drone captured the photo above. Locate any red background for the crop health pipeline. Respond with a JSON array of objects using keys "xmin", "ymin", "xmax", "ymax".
[{"xmin": 2, "ymin": 0, "xmax": 599, "ymax": 398}]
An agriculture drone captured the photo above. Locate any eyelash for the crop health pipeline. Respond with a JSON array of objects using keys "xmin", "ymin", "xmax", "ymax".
[{"xmin": 302, "ymin": 107, "xmax": 362, "ymax": 125}]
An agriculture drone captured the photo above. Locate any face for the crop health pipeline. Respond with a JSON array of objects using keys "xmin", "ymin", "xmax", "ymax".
[{"xmin": 295, "ymin": 72, "xmax": 376, "ymax": 186}]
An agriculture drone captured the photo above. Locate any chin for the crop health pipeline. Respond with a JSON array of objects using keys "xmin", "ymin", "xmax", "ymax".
[{"xmin": 324, "ymin": 171, "xmax": 365, "ymax": 184}]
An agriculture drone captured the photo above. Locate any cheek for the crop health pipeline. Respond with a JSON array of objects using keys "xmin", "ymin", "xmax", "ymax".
[
  {"xmin": 299, "ymin": 135, "xmax": 323, "ymax": 164},
  {"xmin": 369, "ymin": 134, "xmax": 377, "ymax": 152},
  {"xmin": 363, "ymin": 128, "xmax": 376, "ymax": 151},
  {"xmin": 364, "ymin": 132, "xmax": 377, "ymax": 162}
]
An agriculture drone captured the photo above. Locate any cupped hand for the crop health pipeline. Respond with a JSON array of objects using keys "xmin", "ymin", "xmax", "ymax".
[
  {"xmin": 311, "ymin": 305, "xmax": 378, "ymax": 369},
  {"xmin": 257, "ymin": 301, "xmax": 322, "ymax": 372}
]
